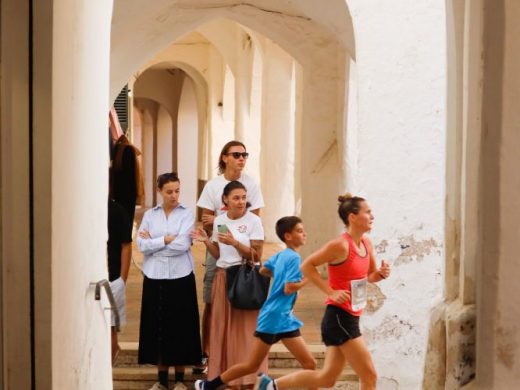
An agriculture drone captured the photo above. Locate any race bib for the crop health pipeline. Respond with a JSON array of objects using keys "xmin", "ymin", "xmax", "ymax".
[{"xmin": 351, "ymin": 277, "xmax": 368, "ymax": 311}]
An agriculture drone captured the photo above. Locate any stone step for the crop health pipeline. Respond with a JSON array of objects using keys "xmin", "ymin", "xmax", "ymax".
[
  {"xmin": 113, "ymin": 343, "xmax": 359, "ymax": 389},
  {"xmin": 113, "ymin": 366, "xmax": 358, "ymax": 390},
  {"xmin": 115, "ymin": 342, "xmax": 328, "ymax": 369},
  {"xmin": 114, "ymin": 382, "xmax": 360, "ymax": 390}
]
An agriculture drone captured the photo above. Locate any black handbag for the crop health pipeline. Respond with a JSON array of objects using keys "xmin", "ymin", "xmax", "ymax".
[{"xmin": 226, "ymin": 252, "xmax": 270, "ymax": 310}]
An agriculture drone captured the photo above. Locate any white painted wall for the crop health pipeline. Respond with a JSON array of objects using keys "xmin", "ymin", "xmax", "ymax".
[
  {"xmin": 248, "ymin": 44, "xmax": 264, "ymax": 183},
  {"xmin": 206, "ymin": 52, "xmax": 234, "ymax": 179},
  {"xmin": 260, "ymin": 39, "xmax": 296, "ymax": 241},
  {"xmin": 177, "ymin": 77, "xmax": 199, "ymax": 212},
  {"xmin": 141, "ymin": 106, "xmax": 155, "ymax": 207},
  {"xmin": 157, "ymin": 105, "xmax": 173, "ymax": 175},
  {"xmin": 132, "ymin": 107, "xmax": 143, "ymax": 152},
  {"xmin": 345, "ymin": 1, "xmax": 446, "ymax": 388},
  {"xmin": 52, "ymin": 0, "xmax": 114, "ymax": 388},
  {"xmin": 207, "ymin": 63, "xmax": 236, "ymax": 178}
]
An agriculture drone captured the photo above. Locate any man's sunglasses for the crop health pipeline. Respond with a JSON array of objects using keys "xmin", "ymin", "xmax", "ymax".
[{"xmin": 226, "ymin": 152, "xmax": 249, "ymax": 159}]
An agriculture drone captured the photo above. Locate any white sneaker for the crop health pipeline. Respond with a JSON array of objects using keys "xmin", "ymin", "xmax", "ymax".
[
  {"xmin": 148, "ymin": 382, "xmax": 168, "ymax": 390},
  {"xmin": 173, "ymin": 382, "xmax": 188, "ymax": 390}
]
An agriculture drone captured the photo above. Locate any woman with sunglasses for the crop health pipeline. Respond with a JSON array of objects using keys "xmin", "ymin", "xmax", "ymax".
[
  {"xmin": 192, "ymin": 180, "xmax": 266, "ymax": 388},
  {"xmin": 195, "ymin": 141, "xmax": 264, "ymax": 371},
  {"xmin": 137, "ymin": 173, "xmax": 202, "ymax": 390}
]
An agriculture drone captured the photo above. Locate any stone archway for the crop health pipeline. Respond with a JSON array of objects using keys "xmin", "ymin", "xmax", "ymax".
[
  {"xmin": 111, "ymin": 0, "xmax": 356, "ymax": 252},
  {"xmin": 0, "ymin": 1, "xmax": 459, "ymax": 388},
  {"xmin": 132, "ymin": 62, "xmax": 209, "ymax": 211}
]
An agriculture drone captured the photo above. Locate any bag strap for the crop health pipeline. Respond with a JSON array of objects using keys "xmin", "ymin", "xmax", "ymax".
[{"xmin": 243, "ymin": 244, "xmax": 257, "ymax": 266}]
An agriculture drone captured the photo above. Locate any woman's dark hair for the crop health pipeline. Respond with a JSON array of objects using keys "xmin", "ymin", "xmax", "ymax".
[
  {"xmin": 218, "ymin": 140, "xmax": 246, "ymax": 174},
  {"xmin": 338, "ymin": 193, "xmax": 365, "ymax": 226},
  {"xmin": 222, "ymin": 180, "xmax": 250, "ymax": 208},
  {"xmin": 275, "ymin": 216, "xmax": 302, "ymax": 243},
  {"xmin": 157, "ymin": 172, "xmax": 180, "ymax": 189}
]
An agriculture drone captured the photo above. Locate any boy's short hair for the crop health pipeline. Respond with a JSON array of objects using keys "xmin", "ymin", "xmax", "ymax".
[{"xmin": 275, "ymin": 216, "xmax": 302, "ymax": 243}]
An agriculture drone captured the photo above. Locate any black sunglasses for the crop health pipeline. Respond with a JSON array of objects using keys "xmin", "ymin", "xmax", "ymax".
[{"xmin": 226, "ymin": 152, "xmax": 249, "ymax": 159}]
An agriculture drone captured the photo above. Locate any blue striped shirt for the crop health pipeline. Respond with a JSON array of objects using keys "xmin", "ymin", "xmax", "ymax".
[{"xmin": 137, "ymin": 203, "xmax": 194, "ymax": 279}]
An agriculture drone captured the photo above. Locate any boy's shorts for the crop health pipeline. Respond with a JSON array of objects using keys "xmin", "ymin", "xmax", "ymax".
[
  {"xmin": 321, "ymin": 305, "xmax": 361, "ymax": 346},
  {"xmin": 254, "ymin": 329, "xmax": 301, "ymax": 345}
]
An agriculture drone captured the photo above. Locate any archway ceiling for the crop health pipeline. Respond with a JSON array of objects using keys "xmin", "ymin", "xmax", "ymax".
[
  {"xmin": 111, "ymin": 0, "xmax": 355, "ymax": 100},
  {"xmin": 112, "ymin": 0, "xmax": 353, "ymax": 48},
  {"xmin": 175, "ymin": 31, "xmax": 210, "ymax": 45}
]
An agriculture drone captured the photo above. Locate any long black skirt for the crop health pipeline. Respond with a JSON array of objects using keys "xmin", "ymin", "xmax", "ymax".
[{"xmin": 138, "ymin": 272, "xmax": 202, "ymax": 366}]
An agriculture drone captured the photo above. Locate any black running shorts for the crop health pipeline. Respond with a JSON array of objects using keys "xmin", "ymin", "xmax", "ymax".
[
  {"xmin": 321, "ymin": 305, "xmax": 361, "ymax": 346},
  {"xmin": 254, "ymin": 329, "xmax": 301, "ymax": 345}
]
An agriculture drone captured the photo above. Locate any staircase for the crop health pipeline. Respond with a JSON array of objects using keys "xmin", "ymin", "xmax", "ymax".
[{"xmin": 113, "ymin": 342, "xmax": 359, "ymax": 389}]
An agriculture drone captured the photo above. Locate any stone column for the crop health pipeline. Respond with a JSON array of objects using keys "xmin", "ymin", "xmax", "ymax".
[
  {"xmin": 479, "ymin": 0, "xmax": 520, "ymax": 387},
  {"xmin": 260, "ymin": 41, "xmax": 296, "ymax": 242},
  {"xmin": 424, "ymin": 1, "xmax": 476, "ymax": 388},
  {"xmin": 233, "ymin": 29, "xmax": 253, "ymax": 142},
  {"xmin": 34, "ymin": 0, "xmax": 115, "ymax": 388},
  {"xmin": 300, "ymin": 48, "xmax": 346, "ymax": 257}
]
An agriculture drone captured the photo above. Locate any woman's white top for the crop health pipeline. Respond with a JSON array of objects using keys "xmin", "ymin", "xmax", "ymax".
[
  {"xmin": 212, "ymin": 211, "xmax": 264, "ymax": 269},
  {"xmin": 137, "ymin": 203, "xmax": 194, "ymax": 279},
  {"xmin": 196, "ymin": 173, "xmax": 264, "ymax": 215}
]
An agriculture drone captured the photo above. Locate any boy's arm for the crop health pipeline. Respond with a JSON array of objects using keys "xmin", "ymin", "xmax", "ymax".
[
  {"xmin": 259, "ymin": 266, "xmax": 272, "ymax": 278},
  {"xmin": 282, "ymin": 255, "xmax": 307, "ymax": 295},
  {"xmin": 259, "ymin": 253, "xmax": 276, "ymax": 277},
  {"xmin": 284, "ymin": 278, "xmax": 308, "ymax": 295}
]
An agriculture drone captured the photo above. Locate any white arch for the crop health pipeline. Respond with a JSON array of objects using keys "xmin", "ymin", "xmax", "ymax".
[
  {"xmin": 110, "ymin": 1, "xmax": 355, "ymax": 98},
  {"xmin": 111, "ymin": 0, "xmax": 356, "ymax": 255}
]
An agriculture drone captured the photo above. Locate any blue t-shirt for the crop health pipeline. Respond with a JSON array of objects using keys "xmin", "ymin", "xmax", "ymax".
[{"xmin": 256, "ymin": 248, "xmax": 304, "ymax": 334}]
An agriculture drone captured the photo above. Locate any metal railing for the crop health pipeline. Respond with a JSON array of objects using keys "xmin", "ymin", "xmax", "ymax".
[{"xmin": 91, "ymin": 279, "xmax": 120, "ymax": 332}]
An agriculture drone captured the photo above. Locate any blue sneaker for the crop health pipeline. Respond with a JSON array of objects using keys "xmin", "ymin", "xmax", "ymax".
[
  {"xmin": 194, "ymin": 380, "xmax": 207, "ymax": 390},
  {"xmin": 254, "ymin": 373, "xmax": 274, "ymax": 390}
]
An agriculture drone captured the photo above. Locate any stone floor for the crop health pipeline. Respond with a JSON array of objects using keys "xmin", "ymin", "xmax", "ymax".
[{"xmin": 119, "ymin": 208, "xmax": 325, "ymax": 344}]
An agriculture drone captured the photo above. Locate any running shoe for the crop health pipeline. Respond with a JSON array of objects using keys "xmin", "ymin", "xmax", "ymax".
[
  {"xmin": 254, "ymin": 373, "xmax": 274, "ymax": 390},
  {"xmin": 194, "ymin": 379, "xmax": 207, "ymax": 390}
]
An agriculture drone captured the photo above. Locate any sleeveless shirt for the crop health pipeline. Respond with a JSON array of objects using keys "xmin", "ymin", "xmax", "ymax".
[{"xmin": 325, "ymin": 232, "xmax": 371, "ymax": 316}]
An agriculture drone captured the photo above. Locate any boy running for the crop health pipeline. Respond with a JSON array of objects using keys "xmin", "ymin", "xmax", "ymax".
[{"xmin": 195, "ymin": 216, "xmax": 316, "ymax": 390}]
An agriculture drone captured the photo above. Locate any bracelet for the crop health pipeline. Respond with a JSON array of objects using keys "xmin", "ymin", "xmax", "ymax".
[{"xmin": 378, "ymin": 271, "xmax": 386, "ymax": 279}]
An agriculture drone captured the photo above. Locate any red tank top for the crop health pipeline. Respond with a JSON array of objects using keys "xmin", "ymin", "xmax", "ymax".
[{"xmin": 325, "ymin": 232, "xmax": 371, "ymax": 316}]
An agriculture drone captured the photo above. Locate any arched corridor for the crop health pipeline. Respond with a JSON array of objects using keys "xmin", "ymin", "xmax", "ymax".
[
  {"xmin": 125, "ymin": 20, "xmax": 306, "ymax": 242},
  {"xmin": 111, "ymin": 3, "xmax": 356, "ymax": 248},
  {"xmin": 2, "ymin": 1, "xmax": 520, "ymax": 389}
]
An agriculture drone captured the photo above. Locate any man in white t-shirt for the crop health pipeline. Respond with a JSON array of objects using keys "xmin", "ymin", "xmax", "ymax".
[{"xmin": 196, "ymin": 140, "xmax": 264, "ymax": 366}]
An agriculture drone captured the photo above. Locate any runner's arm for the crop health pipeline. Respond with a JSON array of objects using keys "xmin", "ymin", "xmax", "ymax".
[
  {"xmin": 284, "ymin": 278, "xmax": 308, "ymax": 294},
  {"xmin": 366, "ymin": 238, "xmax": 390, "ymax": 282},
  {"xmin": 301, "ymin": 238, "xmax": 350, "ymax": 303}
]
